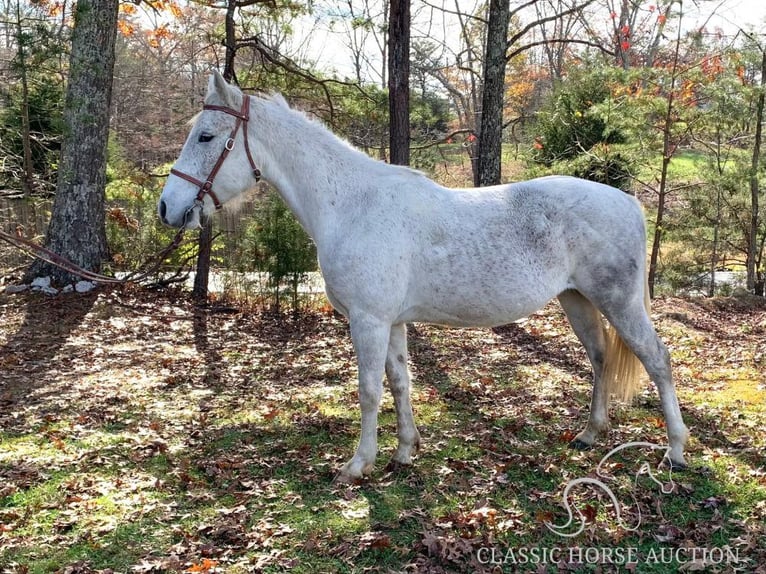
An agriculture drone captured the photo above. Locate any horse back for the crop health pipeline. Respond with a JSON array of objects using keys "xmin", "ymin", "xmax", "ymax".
[{"xmin": 320, "ymin": 175, "xmax": 646, "ymax": 326}]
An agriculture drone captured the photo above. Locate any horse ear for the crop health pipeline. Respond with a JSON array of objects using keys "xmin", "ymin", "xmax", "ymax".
[{"xmin": 205, "ymin": 70, "xmax": 241, "ymax": 108}]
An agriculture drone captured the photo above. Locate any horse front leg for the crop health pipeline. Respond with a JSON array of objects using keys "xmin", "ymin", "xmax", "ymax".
[
  {"xmin": 386, "ymin": 323, "xmax": 421, "ymax": 466},
  {"xmin": 336, "ymin": 313, "xmax": 390, "ymax": 483}
]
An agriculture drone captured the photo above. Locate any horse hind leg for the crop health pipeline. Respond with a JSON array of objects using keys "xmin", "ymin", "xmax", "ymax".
[
  {"xmin": 385, "ymin": 323, "xmax": 421, "ymax": 466},
  {"xmin": 599, "ymin": 297, "xmax": 690, "ymax": 469},
  {"xmin": 558, "ymin": 290, "xmax": 610, "ymax": 450}
]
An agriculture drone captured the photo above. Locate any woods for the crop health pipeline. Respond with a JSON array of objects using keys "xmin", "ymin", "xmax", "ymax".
[{"xmin": 0, "ymin": 0, "xmax": 764, "ymax": 298}]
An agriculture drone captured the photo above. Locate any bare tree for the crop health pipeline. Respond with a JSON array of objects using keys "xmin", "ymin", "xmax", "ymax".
[{"xmin": 322, "ymin": 0, "xmax": 389, "ymax": 87}]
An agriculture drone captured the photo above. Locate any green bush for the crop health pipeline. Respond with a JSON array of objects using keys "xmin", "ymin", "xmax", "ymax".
[
  {"xmin": 533, "ymin": 67, "xmax": 625, "ymax": 166},
  {"xmin": 0, "ymin": 80, "xmax": 64, "ymax": 191},
  {"xmin": 570, "ymin": 149, "xmax": 634, "ymax": 190},
  {"xmin": 244, "ymin": 190, "xmax": 318, "ymax": 314}
]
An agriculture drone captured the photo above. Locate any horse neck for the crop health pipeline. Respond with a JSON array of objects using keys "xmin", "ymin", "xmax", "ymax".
[{"xmin": 249, "ymin": 98, "xmax": 364, "ymax": 243}]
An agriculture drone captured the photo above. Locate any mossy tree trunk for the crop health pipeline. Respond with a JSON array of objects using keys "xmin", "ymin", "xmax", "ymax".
[{"xmin": 27, "ymin": 0, "xmax": 118, "ymax": 285}]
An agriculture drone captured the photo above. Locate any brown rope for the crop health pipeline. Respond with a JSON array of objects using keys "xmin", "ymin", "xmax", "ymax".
[{"xmin": 0, "ymin": 227, "xmax": 187, "ymax": 286}]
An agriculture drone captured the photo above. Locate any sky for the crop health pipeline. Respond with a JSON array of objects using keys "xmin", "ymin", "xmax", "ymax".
[
  {"xmin": 295, "ymin": 0, "xmax": 766, "ymax": 80},
  {"xmin": 685, "ymin": 0, "xmax": 766, "ymax": 33}
]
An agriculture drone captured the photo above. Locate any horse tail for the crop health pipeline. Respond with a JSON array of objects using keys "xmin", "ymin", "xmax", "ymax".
[{"xmin": 602, "ymin": 274, "xmax": 650, "ymax": 403}]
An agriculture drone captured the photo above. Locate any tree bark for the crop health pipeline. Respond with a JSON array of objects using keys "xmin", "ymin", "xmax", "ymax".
[
  {"xmin": 26, "ymin": 0, "xmax": 118, "ymax": 285},
  {"xmin": 388, "ymin": 0, "xmax": 410, "ymax": 166},
  {"xmin": 747, "ymin": 48, "xmax": 765, "ymax": 294},
  {"xmin": 475, "ymin": 0, "xmax": 510, "ymax": 187}
]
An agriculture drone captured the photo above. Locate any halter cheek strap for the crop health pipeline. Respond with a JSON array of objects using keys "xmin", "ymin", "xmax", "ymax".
[{"xmin": 170, "ymin": 95, "xmax": 261, "ymax": 211}]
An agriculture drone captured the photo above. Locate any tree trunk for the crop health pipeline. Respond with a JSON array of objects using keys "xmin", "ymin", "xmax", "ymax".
[
  {"xmin": 223, "ymin": 0, "xmax": 237, "ymax": 85},
  {"xmin": 648, "ymin": 155, "xmax": 670, "ymax": 299},
  {"xmin": 388, "ymin": 0, "xmax": 410, "ymax": 166},
  {"xmin": 648, "ymin": 17, "xmax": 684, "ymax": 299},
  {"xmin": 475, "ymin": 0, "xmax": 510, "ymax": 187},
  {"xmin": 708, "ymin": 181, "xmax": 722, "ymax": 298},
  {"xmin": 192, "ymin": 0, "xmax": 238, "ymax": 302},
  {"xmin": 747, "ymin": 48, "xmax": 765, "ymax": 294},
  {"xmin": 26, "ymin": 0, "xmax": 118, "ymax": 285}
]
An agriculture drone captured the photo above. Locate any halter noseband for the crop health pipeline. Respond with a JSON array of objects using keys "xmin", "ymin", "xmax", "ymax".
[{"xmin": 170, "ymin": 95, "xmax": 261, "ymax": 211}]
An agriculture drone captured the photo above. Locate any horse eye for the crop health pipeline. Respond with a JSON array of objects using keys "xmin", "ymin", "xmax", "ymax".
[{"xmin": 198, "ymin": 133, "xmax": 214, "ymax": 143}]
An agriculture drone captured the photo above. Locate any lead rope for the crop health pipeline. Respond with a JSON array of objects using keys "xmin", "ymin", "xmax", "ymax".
[{"xmin": 0, "ymin": 226, "xmax": 187, "ymax": 286}]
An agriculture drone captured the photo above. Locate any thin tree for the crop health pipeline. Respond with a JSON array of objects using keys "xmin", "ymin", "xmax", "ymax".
[
  {"xmin": 475, "ymin": 0, "xmax": 510, "ymax": 186},
  {"xmin": 746, "ymin": 41, "xmax": 765, "ymax": 295},
  {"xmin": 647, "ymin": 5, "xmax": 689, "ymax": 298},
  {"xmin": 192, "ymin": 0, "xmax": 241, "ymax": 302},
  {"xmin": 12, "ymin": 0, "xmax": 35, "ymax": 195},
  {"xmin": 190, "ymin": 0, "xmax": 306, "ymax": 301},
  {"xmin": 26, "ymin": 0, "xmax": 119, "ymax": 284},
  {"xmin": 388, "ymin": 0, "xmax": 410, "ymax": 165}
]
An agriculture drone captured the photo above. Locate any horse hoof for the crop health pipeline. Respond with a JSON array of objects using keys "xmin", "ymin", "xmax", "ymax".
[
  {"xmin": 384, "ymin": 459, "xmax": 413, "ymax": 473},
  {"xmin": 662, "ymin": 458, "xmax": 688, "ymax": 472},
  {"xmin": 333, "ymin": 471, "xmax": 364, "ymax": 485},
  {"xmin": 569, "ymin": 439, "xmax": 593, "ymax": 451}
]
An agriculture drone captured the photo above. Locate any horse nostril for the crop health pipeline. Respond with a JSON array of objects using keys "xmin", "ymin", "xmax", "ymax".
[{"xmin": 159, "ymin": 200, "xmax": 168, "ymax": 222}]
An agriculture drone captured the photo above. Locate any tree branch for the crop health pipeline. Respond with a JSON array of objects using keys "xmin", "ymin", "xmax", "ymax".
[
  {"xmin": 236, "ymin": 34, "xmax": 375, "ymax": 119},
  {"xmin": 507, "ymin": 37, "xmax": 614, "ymax": 61}
]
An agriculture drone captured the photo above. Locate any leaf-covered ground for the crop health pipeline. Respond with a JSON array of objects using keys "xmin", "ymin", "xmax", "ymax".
[{"xmin": 0, "ymin": 288, "xmax": 764, "ymax": 573}]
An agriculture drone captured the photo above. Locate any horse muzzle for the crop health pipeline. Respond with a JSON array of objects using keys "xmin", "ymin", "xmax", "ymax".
[{"xmin": 158, "ymin": 196, "xmax": 204, "ymax": 229}]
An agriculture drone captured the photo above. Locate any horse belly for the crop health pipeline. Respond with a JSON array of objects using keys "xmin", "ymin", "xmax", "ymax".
[{"xmin": 398, "ymin": 273, "xmax": 565, "ymax": 327}]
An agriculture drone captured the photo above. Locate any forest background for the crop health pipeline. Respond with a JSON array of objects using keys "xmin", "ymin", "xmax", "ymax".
[{"xmin": 1, "ymin": 0, "xmax": 765, "ymax": 303}]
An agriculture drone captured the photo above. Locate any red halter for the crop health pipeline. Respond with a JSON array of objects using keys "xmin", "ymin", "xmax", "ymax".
[{"xmin": 170, "ymin": 95, "xmax": 261, "ymax": 210}]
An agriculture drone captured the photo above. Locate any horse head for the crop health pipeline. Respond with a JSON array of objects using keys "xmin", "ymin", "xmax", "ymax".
[{"xmin": 158, "ymin": 70, "xmax": 261, "ymax": 229}]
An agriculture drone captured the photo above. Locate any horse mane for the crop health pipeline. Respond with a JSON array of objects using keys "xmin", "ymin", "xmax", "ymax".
[
  {"xmin": 267, "ymin": 92, "xmax": 290, "ymax": 109},
  {"xmin": 260, "ymin": 93, "xmax": 432, "ymax": 184}
]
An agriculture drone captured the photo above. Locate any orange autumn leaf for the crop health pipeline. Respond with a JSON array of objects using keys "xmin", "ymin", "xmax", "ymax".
[
  {"xmin": 47, "ymin": 1, "xmax": 65, "ymax": 17},
  {"xmin": 117, "ymin": 20, "xmax": 135, "ymax": 37},
  {"xmin": 186, "ymin": 559, "xmax": 218, "ymax": 573}
]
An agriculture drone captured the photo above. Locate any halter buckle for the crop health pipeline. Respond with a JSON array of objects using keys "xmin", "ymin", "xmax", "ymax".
[{"xmin": 225, "ymin": 138, "xmax": 236, "ymax": 151}]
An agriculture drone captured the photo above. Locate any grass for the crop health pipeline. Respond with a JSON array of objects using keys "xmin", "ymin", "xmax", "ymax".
[
  {"xmin": 0, "ymin": 289, "xmax": 765, "ymax": 573},
  {"xmin": 665, "ymin": 150, "xmax": 708, "ymax": 181}
]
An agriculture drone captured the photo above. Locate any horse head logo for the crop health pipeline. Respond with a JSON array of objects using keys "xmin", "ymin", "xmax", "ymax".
[{"xmin": 545, "ymin": 442, "xmax": 676, "ymax": 538}]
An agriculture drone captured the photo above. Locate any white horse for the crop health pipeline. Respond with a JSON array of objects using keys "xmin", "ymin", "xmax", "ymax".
[{"xmin": 159, "ymin": 71, "xmax": 690, "ymax": 482}]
